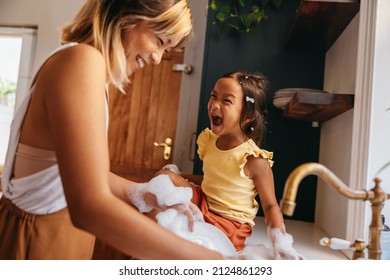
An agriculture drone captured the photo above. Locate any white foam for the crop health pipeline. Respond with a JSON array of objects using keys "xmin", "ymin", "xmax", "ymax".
[
  {"xmin": 267, "ymin": 226, "xmax": 304, "ymax": 260},
  {"xmin": 128, "ymin": 175, "xmax": 237, "ymax": 256},
  {"xmin": 239, "ymin": 244, "xmax": 273, "ymax": 260},
  {"xmin": 128, "ymin": 174, "xmax": 192, "ymax": 212},
  {"xmin": 157, "ymin": 208, "xmax": 237, "ymax": 257},
  {"xmin": 128, "ymin": 174, "xmax": 303, "ymax": 259}
]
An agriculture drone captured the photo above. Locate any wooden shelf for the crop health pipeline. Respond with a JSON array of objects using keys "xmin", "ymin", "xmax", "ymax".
[
  {"xmin": 286, "ymin": 0, "xmax": 360, "ymax": 52},
  {"xmin": 283, "ymin": 91, "xmax": 354, "ymax": 123}
]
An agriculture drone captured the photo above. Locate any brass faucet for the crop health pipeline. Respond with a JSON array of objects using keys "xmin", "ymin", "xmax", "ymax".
[{"xmin": 280, "ymin": 162, "xmax": 390, "ymax": 260}]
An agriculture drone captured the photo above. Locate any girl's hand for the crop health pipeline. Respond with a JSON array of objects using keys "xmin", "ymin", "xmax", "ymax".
[{"xmin": 267, "ymin": 225, "xmax": 305, "ymax": 260}]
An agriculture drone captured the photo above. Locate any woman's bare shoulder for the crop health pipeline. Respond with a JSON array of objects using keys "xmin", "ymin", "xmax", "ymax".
[
  {"xmin": 47, "ymin": 43, "xmax": 104, "ymax": 71},
  {"xmin": 36, "ymin": 44, "xmax": 106, "ymax": 90}
]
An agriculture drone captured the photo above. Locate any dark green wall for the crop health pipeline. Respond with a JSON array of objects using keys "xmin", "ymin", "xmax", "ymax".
[{"xmin": 194, "ymin": 0, "xmax": 325, "ymax": 222}]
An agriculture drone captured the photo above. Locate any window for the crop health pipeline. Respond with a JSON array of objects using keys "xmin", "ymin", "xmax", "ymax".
[{"xmin": 0, "ymin": 26, "xmax": 37, "ymax": 165}]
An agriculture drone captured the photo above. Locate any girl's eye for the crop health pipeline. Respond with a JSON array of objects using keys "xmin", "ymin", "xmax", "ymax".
[{"xmin": 224, "ymin": 99, "xmax": 232, "ymax": 104}]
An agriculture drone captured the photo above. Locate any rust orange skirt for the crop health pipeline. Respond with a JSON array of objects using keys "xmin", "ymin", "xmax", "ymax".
[
  {"xmin": 190, "ymin": 185, "xmax": 252, "ymax": 252},
  {"xmin": 0, "ymin": 196, "xmax": 95, "ymax": 259}
]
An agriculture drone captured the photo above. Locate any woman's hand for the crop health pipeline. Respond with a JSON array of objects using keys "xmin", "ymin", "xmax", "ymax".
[
  {"xmin": 127, "ymin": 175, "xmax": 201, "ymax": 231},
  {"xmin": 166, "ymin": 202, "xmax": 203, "ymax": 231}
]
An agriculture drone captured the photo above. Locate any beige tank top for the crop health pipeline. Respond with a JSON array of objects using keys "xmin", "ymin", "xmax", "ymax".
[
  {"xmin": 1, "ymin": 42, "xmax": 109, "ymax": 214},
  {"xmin": 14, "ymin": 143, "xmax": 56, "ymax": 179}
]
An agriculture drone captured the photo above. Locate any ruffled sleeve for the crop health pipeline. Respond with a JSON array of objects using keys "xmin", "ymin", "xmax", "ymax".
[
  {"xmin": 239, "ymin": 140, "xmax": 274, "ymax": 178},
  {"xmin": 196, "ymin": 128, "xmax": 212, "ymax": 161}
]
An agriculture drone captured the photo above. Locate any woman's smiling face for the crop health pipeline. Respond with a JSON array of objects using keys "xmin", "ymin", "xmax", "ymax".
[
  {"xmin": 207, "ymin": 77, "xmax": 245, "ymax": 138},
  {"xmin": 122, "ymin": 21, "xmax": 180, "ymax": 76}
]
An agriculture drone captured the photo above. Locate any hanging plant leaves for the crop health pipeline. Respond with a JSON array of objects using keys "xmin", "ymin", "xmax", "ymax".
[{"xmin": 207, "ymin": 0, "xmax": 284, "ymax": 34}]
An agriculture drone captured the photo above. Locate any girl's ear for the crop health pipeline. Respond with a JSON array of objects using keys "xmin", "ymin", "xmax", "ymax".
[
  {"xmin": 242, "ymin": 117, "xmax": 252, "ymax": 127},
  {"xmin": 244, "ymin": 111, "xmax": 259, "ymax": 125},
  {"xmin": 242, "ymin": 112, "xmax": 259, "ymax": 132}
]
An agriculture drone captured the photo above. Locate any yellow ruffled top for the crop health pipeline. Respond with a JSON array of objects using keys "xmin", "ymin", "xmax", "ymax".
[{"xmin": 197, "ymin": 128, "xmax": 274, "ymax": 226}]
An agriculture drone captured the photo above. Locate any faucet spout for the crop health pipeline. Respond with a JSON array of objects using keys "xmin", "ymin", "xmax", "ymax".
[
  {"xmin": 280, "ymin": 162, "xmax": 372, "ymax": 216},
  {"xmin": 280, "ymin": 162, "xmax": 390, "ymax": 259}
]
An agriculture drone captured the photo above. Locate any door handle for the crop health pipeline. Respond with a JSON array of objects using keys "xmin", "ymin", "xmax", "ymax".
[
  {"xmin": 172, "ymin": 64, "xmax": 192, "ymax": 74},
  {"xmin": 153, "ymin": 138, "xmax": 172, "ymax": 160}
]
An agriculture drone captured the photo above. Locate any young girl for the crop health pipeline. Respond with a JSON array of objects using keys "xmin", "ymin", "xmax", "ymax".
[{"xmin": 155, "ymin": 71, "xmax": 302, "ymax": 259}]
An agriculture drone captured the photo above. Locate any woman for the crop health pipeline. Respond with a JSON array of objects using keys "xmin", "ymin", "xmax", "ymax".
[{"xmin": 0, "ymin": 0, "xmax": 222, "ymax": 260}]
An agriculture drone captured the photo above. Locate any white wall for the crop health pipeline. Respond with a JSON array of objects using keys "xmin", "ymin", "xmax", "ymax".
[
  {"xmin": 0, "ymin": 0, "xmax": 84, "ymax": 73},
  {"xmin": 316, "ymin": 0, "xmax": 390, "ymax": 256},
  {"xmin": 316, "ymin": 14, "xmax": 359, "ymax": 238},
  {"xmin": 173, "ymin": 0, "xmax": 208, "ymax": 173},
  {"xmin": 366, "ymin": 0, "xmax": 390, "ymax": 229}
]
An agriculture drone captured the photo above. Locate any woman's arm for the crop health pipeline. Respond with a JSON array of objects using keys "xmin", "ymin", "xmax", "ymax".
[
  {"xmin": 156, "ymin": 167, "xmax": 203, "ymax": 186},
  {"xmin": 41, "ymin": 44, "xmax": 222, "ymax": 260}
]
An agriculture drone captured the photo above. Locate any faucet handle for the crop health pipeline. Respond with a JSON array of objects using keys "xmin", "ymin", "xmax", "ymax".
[{"xmin": 320, "ymin": 237, "xmax": 352, "ymax": 250}]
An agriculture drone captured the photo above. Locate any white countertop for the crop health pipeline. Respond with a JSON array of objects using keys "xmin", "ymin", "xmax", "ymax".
[{"xmin": 246, "ymin": 216, "xmax": 348, "ymax": 260}]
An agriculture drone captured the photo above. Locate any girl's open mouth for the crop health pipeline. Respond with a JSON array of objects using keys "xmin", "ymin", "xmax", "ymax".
[{"xmin": 212, "ymin": 116, "xmax": 223, "ymax": 125}]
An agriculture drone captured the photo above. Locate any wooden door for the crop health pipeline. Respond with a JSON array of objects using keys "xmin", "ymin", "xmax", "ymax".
[{"xmin": 108, "ymin": 51, "xmax": 184, "ymax": 182}]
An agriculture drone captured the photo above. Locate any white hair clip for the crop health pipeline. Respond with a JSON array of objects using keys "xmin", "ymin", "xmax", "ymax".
[{"xmin": 246, "ymin": 96, "xmax": 255, "ymax": 103}]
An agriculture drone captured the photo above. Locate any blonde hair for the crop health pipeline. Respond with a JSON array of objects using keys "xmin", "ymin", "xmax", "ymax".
[{"xmin": 61, "ymin": 0, "xmax": 193, "ymax": 90}]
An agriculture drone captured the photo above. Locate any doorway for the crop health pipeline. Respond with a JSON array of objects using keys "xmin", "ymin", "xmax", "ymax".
[{"xmin": 108, "ymin": 50, "xmax": 185, "ymax": 182}]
